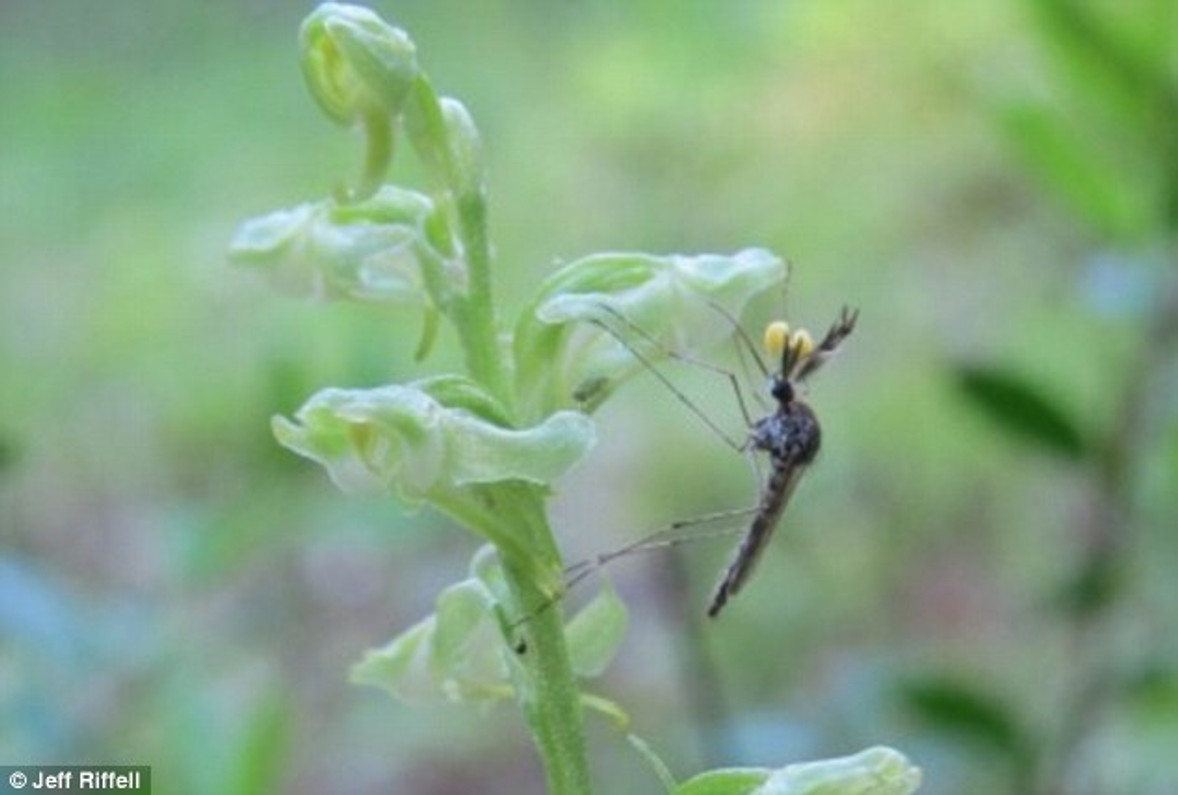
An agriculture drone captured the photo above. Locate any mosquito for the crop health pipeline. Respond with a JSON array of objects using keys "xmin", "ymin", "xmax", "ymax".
[{"xmin": 556, "ymin": 302, "xmax": 860, "ymax": 619}]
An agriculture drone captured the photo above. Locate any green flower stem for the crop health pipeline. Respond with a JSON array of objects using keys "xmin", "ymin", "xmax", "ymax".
[
  {"xmin": 405, "ymin": 76, "xmax": 452, "ymax": 185},
  {"xmin": 405, "ymin": 70, "xmax": 587, "ymax": 792},
  {"xmin": 452, "ymin": 193, "xmax": 512, "ymax": 408},
  {"xmin": 463, "ymin": 482, "xmax": 591, "ymax": 794},
  {"xmin": 356, "ymin": 108, "xmax": 393, "ymax": 201},
  {"xmin": 432, "ymin": 495, "xmax": 535, "ymax": 576},
  {"xmin": 500, "ymin": 508, "xmax": 593, "ymax": 795},
  {"xmin": 404, "ymin": 75, "xmax": 512, "ymax": 409}
]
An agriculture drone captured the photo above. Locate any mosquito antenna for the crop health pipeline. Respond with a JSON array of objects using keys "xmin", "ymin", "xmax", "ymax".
[{"xmin": 588, "ymin": 315, "xmax": 748, "ymax": 448}]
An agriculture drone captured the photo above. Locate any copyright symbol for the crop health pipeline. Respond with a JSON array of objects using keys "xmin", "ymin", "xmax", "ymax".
[{"xmin": 8, "ymin": 771, "xmax": 27, "ymax": 789}]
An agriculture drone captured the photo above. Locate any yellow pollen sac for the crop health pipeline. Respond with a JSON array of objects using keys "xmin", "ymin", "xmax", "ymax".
[
  {"xmin": 790, "ymin": 328, "xmax": 814, "ymax": 359},
  {"xmin": 763, "ymin": 321, "xmax": 790, "ymax": 359}
]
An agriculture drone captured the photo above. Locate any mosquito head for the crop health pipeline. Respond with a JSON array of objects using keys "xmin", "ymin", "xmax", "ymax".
[
  {"xmin": 763, "ymin": 321, "xmax": 815, "ymax": 380},
  {"xmin": 769, "ymin": 374, "xmax": 794, "ymax": 403}
]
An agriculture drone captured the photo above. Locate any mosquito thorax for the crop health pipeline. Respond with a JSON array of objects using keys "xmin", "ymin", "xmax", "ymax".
[{"xmin": 753, "ymin": 400, "xmax": 821, "ymax": 463}]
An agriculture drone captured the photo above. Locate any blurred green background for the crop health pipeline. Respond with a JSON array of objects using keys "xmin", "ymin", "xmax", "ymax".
[{"xmin": 3, "ymin": 1, "xmax": 1176, "ymax": 793}]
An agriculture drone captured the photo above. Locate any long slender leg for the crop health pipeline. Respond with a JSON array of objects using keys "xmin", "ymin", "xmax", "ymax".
[
  {"xmin": 589, "ymin": 319, "xmax": 746, "ymax": 452},
  {"xmin": 563, "ymin": 504, "xmax": 762, "ymax": 586},
  {"xmin": 705, "ymin": 300, "xmax": 769, "ymax": 379},
  {"xmin": 593, "ymin": 303, "xmax": 757, "ymax": 429},
  {"xmin": 732, "ymin": 333, "xmax": 771, "ymax": 413},
  {"xmin": 510, "ymin": 504, "xmax": 762, "ymax": 640}
]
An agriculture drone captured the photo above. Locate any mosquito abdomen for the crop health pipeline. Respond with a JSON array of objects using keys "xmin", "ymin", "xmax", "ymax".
[{"xmin": 706, "ymin": 461, "xmax": 797, "ymax": 617}]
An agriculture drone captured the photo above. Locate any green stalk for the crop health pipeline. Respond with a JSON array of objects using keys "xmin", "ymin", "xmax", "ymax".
[
  {"xmin": 417, "ymin": 246, "xmax": 590, "ymax": 793},
  {"xmin": 452, "ymin": 192, "xmax": 512, "ymax": 408},
  {"xmin": 499, "ymin": 507, "xmax": 593, "ymax": 795},
  {"xmin": 454, "ymin": 213, "xmax": 592, "ymax": 791},
  {"xmin": 430, "ymin": 85, "xmax": 590, "ymax": 788},
  {"xmin": 355, "ymin": 109, "xmax": 393, "ymax": 202},
  {"xmin": 407, "ymin": 75, "xmax": 512, "ymax": 409}
]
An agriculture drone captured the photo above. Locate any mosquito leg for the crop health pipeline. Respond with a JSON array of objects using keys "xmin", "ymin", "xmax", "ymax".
[
  {"xmin": 705, "ymin": 299, "xmax": 769, "ymax": 378},
  {"xmin": 511, "ymin": 503, "xmax": 762, "ymax": 642},
  {"xmin": 563, "ymin": 505, "xmax": 762, "ymax": 586},
  {"xmin": 590, "ymin": 318, "xmax": 747, "ymax": 450},
  {"xmin": 559, "ymin": 504, "xmax": 761, "ymax": 596},
  {"xmin": 595, "ymin": 304, "xmax": 758, "ymax": 423},
  {"xmin": 732, "ymin": 335, "xmax": 771, "ymax": 413},
  {"xmin": 743, "ymin": 445, "xmax": 765, "ymax": 501},
  {"xmin": 591, "ymin": 305, "xmax": 757, "ymax": 431},
  {"xmin": 507, "ymin": 589, "xmax": 564, "ymax": 652}
]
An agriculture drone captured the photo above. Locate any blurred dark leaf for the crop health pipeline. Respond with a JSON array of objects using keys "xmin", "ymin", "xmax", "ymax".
[
  {"xmin": 1002, "ymin": 102, "xmax": 1147, "ymax": 240},
  {"xmin": 0, "ymin": 433, "xmax": 15, "ymax": 475},
  {"xmin": 954, "ymin": 365, "xmax": 1089, "ymax": 459},
  {"xmin": 1025, "ymin": 0, "xmax": 1174, "ymax": 129},
  {"xmin": 226, "ymin": 692, "xmax": 293, "ymax": 795},
  {"xmin": 1126, "ymin": 665, "xmax": 1178, "ymax": 724},
  {"xmin": 900, "ymin": 678, "xmax": 1031, "ymax": 765},
  {"xmin": 1022, "ymin": 0, "xmax": 1178, "ymax": 232},
  {"xmin": 1055, "ymin": 550, "xmax": 1122, "ymax": 617}
]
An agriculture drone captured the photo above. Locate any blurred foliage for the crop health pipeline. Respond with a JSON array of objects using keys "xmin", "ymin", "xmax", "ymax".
[
  {"xmin": 2, "ymin": 0, "xmax": 1176, "ymax": 794},
  {"xmin": 897, "ymin": 677, "xmax": 1033, "ymax": 787},
  {"xmin": 954, "ymin": 365, "xmax": 1089, "ymax": 459}
]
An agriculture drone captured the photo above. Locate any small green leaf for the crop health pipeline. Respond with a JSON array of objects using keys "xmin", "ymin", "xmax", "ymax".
[
  {"xmin": 565, "ymin": 582, "xmax": 629, "ymax": 678},
  {"xmin": 955, "ymin": 365, "xmax": 1088, "ymax": 459},
  {"xmin": 899, "ymin": 678, "xmax": 1029, "ymax": 764},
  {"xmin": 675, "ymin": 769, "xmax": 771, "ymax": 795}
]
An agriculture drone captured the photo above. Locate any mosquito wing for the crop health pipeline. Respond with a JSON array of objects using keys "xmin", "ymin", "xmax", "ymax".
[
  {"xmin": 791, "ymin": 306, "xmax": 858, "ymax": 382},
  {"xmin": 706, "ymin": 453, "xmax": 809, "ymax": 618}
]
